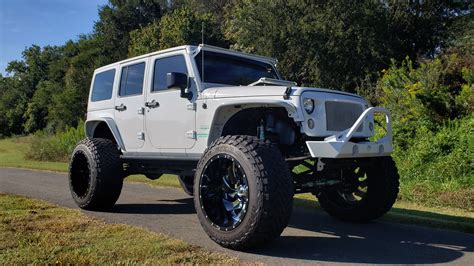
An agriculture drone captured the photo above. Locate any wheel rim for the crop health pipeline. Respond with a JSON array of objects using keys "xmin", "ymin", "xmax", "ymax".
[
  {"xmin": 334, "ymin": 167, "xmax": 368, "ymax": 206},
  {"xmin": 70, "ymin": 151, "xmax": 91, "ymax": 198},
  {"xmin": 199, "ymin": 154, "xmax": 249, "ymax": 230}
]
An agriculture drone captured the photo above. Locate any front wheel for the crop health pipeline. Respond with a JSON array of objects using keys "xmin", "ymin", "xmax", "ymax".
[
  {"xmin": 194, "ymin": 135, "xmax": 294, "ymax": 250},
  {"xmin": 316, "ymin": 156, "xmax": 399, "ymax": 222}
]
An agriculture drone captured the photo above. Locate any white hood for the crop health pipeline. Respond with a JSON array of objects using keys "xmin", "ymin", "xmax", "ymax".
[{"xmin": 200, "ymin": 86, "xmax": 363, "ymax": 100}]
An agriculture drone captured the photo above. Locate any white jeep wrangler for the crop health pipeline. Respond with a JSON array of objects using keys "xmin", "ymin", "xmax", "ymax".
[{"xmin": 69, "ymin": 45, "xmax": 399, "ymax": 250}]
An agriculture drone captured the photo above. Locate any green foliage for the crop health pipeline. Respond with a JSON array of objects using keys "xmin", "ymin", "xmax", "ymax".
[
  {"xmin": 0, "ymin": 77, "xmax": 28, "ymax": 136},
  {"xmin": 128, "ymin": 21, "xmax": 162, "ymax": 56},
  {"xmin": 448, "ymin": 12, "xmax": 474, "ymax": 53},
  {"xmin": 378, "ymin": 53, "xmax": 473, "ymax": 210},
  {"xmin": 27, "ymin": 123, "xmax": 85, "ymax": 162},
  {"xmin": 23, "ymin": 81, "xmax": 62, "ymax": 133},
  {"xmin": 94, "ymin": 0, "xmax": 163, "ymax": 62},
  {"xmin": 128, "ymin": 6, "xmax": 228, "ymax": 57},
  {"xmin": 224, "ymin": 0, "xmax": 467, "ymax": 91},
  {"xmin": 394, "ymin": 115, "xmax": 474, "ymax": 210},
  {"xmin": 159, "ymin": 6, "xmax": 227, "ymax": 49},
  {"xmin": 378, "ymin": 55, "xmax": 473, "ymax": 149}
]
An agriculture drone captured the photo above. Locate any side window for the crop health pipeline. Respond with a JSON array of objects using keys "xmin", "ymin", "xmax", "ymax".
[
  {"xmin": 152, "ymin": 55, "xmax": 188, "ymax": 92},
  {"xmin": 119, "ymin": 62, "xmax": 145, "ymax": 97},
  {"xmin": 91, "ymin": 69, "xmax": 115, "ymax": 102}
]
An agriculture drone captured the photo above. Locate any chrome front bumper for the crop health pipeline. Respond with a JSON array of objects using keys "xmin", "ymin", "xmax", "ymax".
[{"xmin": 306, "ymin": 107, "xmax": 393, "ymax": 158}]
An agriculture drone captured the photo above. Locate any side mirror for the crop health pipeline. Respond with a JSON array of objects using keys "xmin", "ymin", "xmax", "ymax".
[{"xmin": 167, "ymin": 72, "xmax": 192, "ymax": 100}]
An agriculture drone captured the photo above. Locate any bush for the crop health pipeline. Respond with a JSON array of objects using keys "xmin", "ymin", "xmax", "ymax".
[
  {"xmin": 394, "ymin": 115, "xmax": 474, "ymax": 210},
  {"xmin": 378, "ymin": 56, "xmax": 473, "ymax": 150},
  {"xmin": 377, "ymin": 54, "xmax": 473, "ymax": 210},
  {"xmin": 27, "ymin": 123, "xmax": 85, "ymax": 162}
]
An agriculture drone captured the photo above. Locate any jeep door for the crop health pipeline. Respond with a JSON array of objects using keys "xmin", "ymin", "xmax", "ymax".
[
  {"xmin": 145, "ymin": 53, "xmax": 196, "ymax": 151},
  {"xmin": 114, "ymin": 60, "xmax": 147, "ymax": 150}
]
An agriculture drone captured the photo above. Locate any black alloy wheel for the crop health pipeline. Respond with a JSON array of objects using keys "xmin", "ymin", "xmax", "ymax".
[
  {"xmin": 199, "ymin": 154, "xmax": 249, "ymax": 230},
  {"xmin": 194, "ymin": 135, "xmax": 294, "ymax": 250}
]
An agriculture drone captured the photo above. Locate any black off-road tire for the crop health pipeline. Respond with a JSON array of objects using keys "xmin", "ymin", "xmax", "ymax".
[
  {"xmin": 317, "ymin": 156, "xmax": 399, "ymax": 222},
  {"xmin": 194, "ymin": 135, "xmax": 294, "ymax": 250},
  {"xmin": 178, "ymin": 175, "xmax": 194, "ymax": 196},
  {"xmin": 69, "ymin": 138, "xmax": 123, "ymax": 211}
]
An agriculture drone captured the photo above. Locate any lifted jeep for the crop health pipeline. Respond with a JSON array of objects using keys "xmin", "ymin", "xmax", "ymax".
[{"xmin": 69, "ymin": 45, "xmax": 399, "ymax": 250}]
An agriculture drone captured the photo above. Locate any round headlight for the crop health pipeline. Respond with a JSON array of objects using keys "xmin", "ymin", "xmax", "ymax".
[{"xmin": 303, "ymin": 98, "xmax": 315, "ymax": 114}]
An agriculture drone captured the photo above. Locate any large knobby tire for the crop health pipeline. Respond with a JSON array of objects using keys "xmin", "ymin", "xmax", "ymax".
[
  {"xmin": 194, "ymin": 135, "xmax": 294, "ymax": 250},
  {"xmin": 317, "ymin": 156, "xmax": 399, "ymax": 222},
  {"xmin": 69, "ymin": 138, "xmax": 123, "ymax": 211}
]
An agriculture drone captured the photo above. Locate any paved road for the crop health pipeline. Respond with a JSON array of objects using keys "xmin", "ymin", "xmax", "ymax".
[{"xmin": 1, "ymin": 168, "xmax": 473, "ymax": 265}]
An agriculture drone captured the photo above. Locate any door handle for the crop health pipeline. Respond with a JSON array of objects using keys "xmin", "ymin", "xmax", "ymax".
[
  {"xmin": 115, "ymin": 103, "xmax": 127, "ymax": 111},
  {"xmin": 145, "ymin": 100, "xmax": 159, "ymax": 108}
]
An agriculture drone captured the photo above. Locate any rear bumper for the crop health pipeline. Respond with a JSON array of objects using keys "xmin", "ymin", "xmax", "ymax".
[{"xmin": 306, "ymin": 107, "xmax": 393, "ymax": 158}]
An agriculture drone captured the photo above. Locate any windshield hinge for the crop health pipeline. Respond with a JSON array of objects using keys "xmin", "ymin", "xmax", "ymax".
[{"xmin": 283, "ymin": 87, "xmax": 292, "ymax": 100}]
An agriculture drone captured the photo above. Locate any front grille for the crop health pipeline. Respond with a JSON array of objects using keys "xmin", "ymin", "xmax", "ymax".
[{"xmin": 325, "ymin": 101, "xmax": 363, "ymax": 132}]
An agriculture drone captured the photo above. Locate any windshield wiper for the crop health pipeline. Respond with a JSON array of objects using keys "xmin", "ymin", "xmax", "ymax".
[{"xmin": 248, "ymin": 77, "xmax": 297, "ymax": 87}]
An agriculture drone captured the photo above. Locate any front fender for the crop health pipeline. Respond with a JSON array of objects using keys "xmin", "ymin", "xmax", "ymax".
[{"xmin": 205, "ymin": 97, "xmax": 303, "ymax": 146}]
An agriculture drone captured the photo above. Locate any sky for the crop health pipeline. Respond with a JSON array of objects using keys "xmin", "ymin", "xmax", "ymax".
[{"xmin": 0, "ymin": 0, "xmax": 108, "ymax": 75}]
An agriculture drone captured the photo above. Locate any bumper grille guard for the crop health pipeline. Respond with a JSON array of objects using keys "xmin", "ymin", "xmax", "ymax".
[{"xmin": 306, "ymin": 107, "xmax": 393, "ymax": 158}]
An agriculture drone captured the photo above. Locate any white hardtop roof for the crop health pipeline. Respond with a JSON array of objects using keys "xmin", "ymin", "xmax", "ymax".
[{"xmin": 94, "ymin": 44, "xmax": 278, "ymax": 72}]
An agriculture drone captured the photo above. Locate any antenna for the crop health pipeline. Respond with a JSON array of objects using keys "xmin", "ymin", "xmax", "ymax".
[{"xmin": 201, "ymin": 22, "xmax": 205, "ymax": 84}]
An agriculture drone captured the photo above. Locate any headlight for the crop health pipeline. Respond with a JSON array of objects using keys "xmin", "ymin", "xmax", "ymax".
[{"xmin": 303, "ymin": 98, "xmax": 315, "ymax": 114}]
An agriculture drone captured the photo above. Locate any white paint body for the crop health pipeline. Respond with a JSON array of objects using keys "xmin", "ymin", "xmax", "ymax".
[{"xmin": 85, "ymin": 45, "xmax": 393, "ymax": 160}]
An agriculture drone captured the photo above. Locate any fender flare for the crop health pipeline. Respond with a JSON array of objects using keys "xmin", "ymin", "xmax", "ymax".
[
  {"xmin": 85, "ymin": 118, "xmax": 126, "ymax": 151},
  {"xmin": 207, "ymin": 99, "xmax": 303, "ymax": 145}
]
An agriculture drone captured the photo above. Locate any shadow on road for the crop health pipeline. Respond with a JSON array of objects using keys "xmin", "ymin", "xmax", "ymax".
[
  {"xmin": 111, "ymin": 195, "xmax": 472, "ymax": 264},
  {"xmin": 249, "ymin": 207, "xmax": 473, "ymax": 264},
  {"xmin": 113, "ymin": 197, "xmax": 195, "ymax": 214}
]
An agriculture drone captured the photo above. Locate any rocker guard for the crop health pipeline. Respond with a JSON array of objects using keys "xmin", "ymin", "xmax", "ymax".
[{"xmin": 306, "ymin": 107, "xmax": 393, "ymax": 158}]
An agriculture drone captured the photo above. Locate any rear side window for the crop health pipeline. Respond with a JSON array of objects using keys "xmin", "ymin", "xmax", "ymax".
[
  {"xmin": 91, "ymin": 69, "xmax": 115, "ymax": 102},
  {"xmin": 119, "ymin": 62, "xmax": 145, "ymax": 96},
  {"xmin": 152, "ymin": 55, "xmax": 188, "ymax": 92}
]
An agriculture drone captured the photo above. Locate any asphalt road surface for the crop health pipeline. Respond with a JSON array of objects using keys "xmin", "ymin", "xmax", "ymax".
[{"xmin": 1, "ymin": 168, "xmax": 473, "ymax": 265}]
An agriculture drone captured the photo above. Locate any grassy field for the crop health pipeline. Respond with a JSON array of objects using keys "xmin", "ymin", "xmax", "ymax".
[
  {"xmin": 1, "ymin": 137, "xmax": 473, "ymax": 234},
  {"xmin": 0, "ymin": 136, "xmax": 67, "ymax": 171},
  {"xmin": 0, "ymin": 194, "xmax": 238, "ymax": 264}
]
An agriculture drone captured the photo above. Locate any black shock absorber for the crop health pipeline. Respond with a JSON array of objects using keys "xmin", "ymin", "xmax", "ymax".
[{"xmin": 258, "ymin": 118, "xmax": 265, "ymax": 140}]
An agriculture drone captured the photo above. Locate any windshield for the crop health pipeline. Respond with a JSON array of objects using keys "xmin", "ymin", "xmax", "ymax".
[{"xmin": 195, "ymin": 51, "xmax": 279, "ymax": 86}]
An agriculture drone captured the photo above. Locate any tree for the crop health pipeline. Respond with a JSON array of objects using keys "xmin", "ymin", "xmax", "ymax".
[
  {"xmin": 224, "ymin": 0, "xmax": 470, "ymax": 91},
  {"xmin": 158, "ymin": 6, "xmax": 228, "ymax": 49},
  {"xmin": 47, "ymin": 36, "xmax": 107, "ymax": 131},
  {"xmin": 128, "ymin": 21, "xmax": 161, "ymax": 56},
  {"xmin": 128, "ymin": 6, "xmax": 228, "ymax": 56},
  {"xmin": 94, "ymin": 0, "xmax": 163, "ymax": 61}
]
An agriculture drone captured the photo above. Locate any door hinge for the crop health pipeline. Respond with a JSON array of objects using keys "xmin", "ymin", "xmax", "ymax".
[
  {"xmin": 187, "ymin": 103, "xmax": 196, "ymax": 111},
  {"xmin": 186, "ymin": 130, "xmax": 197, "ymax": 139},
  {"xmin": 137, "ymin": 132, "xmax": 145, "ymax": 140},
  {"xmin": 137, "ymin": 107, "xmax": 145, "ymax": 115}
]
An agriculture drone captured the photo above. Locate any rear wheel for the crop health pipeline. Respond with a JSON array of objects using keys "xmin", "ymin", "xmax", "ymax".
[
  {"xmin": 316, "ymin": 156, "xmax": 399, "ymax": 222},
  {"xmin": 69, "ymin": 138, "xmax": 123, "ymax": 211},
  {"xmin": 194, "ymin": 135, "xmax": 293, "ymax": 250}
]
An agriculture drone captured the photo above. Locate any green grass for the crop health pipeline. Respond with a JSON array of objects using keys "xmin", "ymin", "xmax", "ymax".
[
  {"xmin": 0, "ymin": 136, "xmax": 67, "ymax": 171},
  {"xmin": 128, "ymin": 173, "xmax": 182, "ymax": 188},
  {"xmin": 0, "ymin": 194, "xmax": 238, "ymax": 264},
  {"xmin": 1, "ymin": 136, "xmax": 473, "ymax": 234}
]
